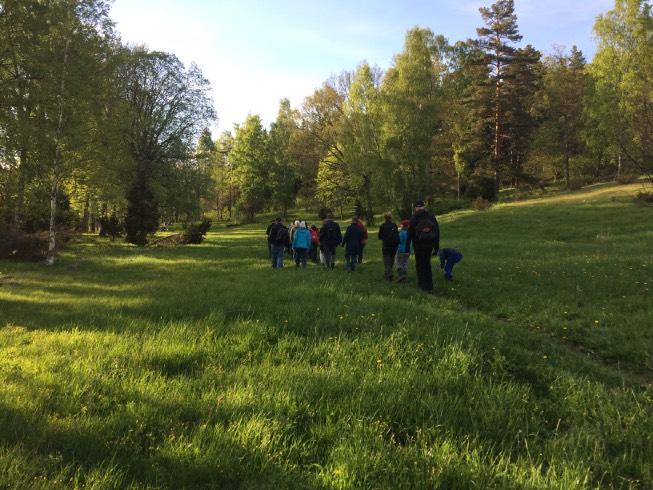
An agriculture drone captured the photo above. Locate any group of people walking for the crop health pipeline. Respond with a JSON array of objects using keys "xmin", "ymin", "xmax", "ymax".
[{"xmin": 266, "ymin": 200, "xmax": 463, "ymax": 292}]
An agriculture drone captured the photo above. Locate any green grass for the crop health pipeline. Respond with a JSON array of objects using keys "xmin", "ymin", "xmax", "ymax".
[{"xmin": 0, "ymin": 183, "xmax": 651, "ymax": 489}]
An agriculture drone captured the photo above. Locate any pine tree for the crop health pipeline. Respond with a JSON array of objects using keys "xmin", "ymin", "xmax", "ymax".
[{"xmin": 476, "ymin": 0, "xmax": 524, "ymax": 195}]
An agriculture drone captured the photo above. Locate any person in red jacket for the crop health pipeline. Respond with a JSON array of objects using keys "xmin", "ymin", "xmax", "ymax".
[
  {"xmin": 309, "ymin": 225, "xmax": 320, "ymax": 263},
  {"xmin": 356, "ymin": 217, "xmax": 368, "ymax": 264}
]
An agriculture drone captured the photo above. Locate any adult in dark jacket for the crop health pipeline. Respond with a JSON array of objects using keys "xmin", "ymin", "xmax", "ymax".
[
  {"xmin": 342, "ymin": 217, "xmax": 364, "ymax": 271},
  {"xmin": 270, "ymin": 221, "xmax": 290, "ymax": 269},
  {"xmin": 407, "ymin": 201, "xmax": 440, "ymax": 291},
  {"xmin": 319, "ymin": 215, "xmax": 342, "ymax": 269},
  {"xmin": 356, "ymin": 218, "xmax": 368, "ymax": 264},
  {"xmin": 378, "ymin": 212, "xmax": 400, "ymax": 281},
  {"xmin": 266, "ymin": 218, "xmax": 281, "ymax": 257}
]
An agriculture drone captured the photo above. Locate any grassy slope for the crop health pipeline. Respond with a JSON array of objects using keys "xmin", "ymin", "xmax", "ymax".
[{"xmin": 0, "ymin": 183, "xmax": 651, "ymax": 489}]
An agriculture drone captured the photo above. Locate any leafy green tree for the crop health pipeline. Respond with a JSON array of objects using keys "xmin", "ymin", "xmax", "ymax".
[
  {"xmin": 502, "ymin": 45, "xmax": 542, "ymax": 186},
  {"xmin": 443, "ymin": 41, "xmax": 493, "ymax": 198},
  {"xmin": 120, "ymin": 50, "xmax": 215, "ymax": 245},
  {"xmin": 230, "ymin": 115, "xmax": 271, "ymax": 222},
  {"xmin": 591, "ymin": 0, "xmax": 653, "ymax": 183},
  {"xmin": 535, "ymin": 47, "xmax": 589, "ymax": 187},
  {"xmin": 268, "ymin": 99, "xmax": 300, "ymax": 217},
  {"xmin": 213, "ymin": 131, "xmax": 235, "ymax": 220},
  {"xmin": 297, "ymin": 81, "xmax": 347, "ymax": 202},
  {"xmin": 315, "ymin": 152, "xmax": 353, "ymax": 219},
  {"xmin": 341, "ymin": 63, "xmax": 383, "ymax": 224},
  {"xmin": 381, "ymin": 27, "xmax": 446, "ymax": 211}
]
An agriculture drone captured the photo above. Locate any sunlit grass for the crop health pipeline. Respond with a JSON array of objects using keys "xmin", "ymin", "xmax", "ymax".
[{"xmin": 0, "ymin": 183, "xmax": 651, "ymax": 488}]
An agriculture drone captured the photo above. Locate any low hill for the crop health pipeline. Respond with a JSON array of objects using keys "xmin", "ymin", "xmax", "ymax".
[{"xmin": 0, "ymin": 183, "xmax": 651, "ymax": 488}]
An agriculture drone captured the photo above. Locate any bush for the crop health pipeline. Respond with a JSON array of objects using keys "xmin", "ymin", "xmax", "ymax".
[
  {"xmin": 125, "ymin": 173, "xmax": 159, "ymax": 247},
  {"xmin": 0, "ymin": 225, "xmax": 48, "ymax": 261},
  {"xmin": 635, "ymin": 192, "xmax": 653, "ymax": 205},
  {"xmin": 568, "ymin": 178, "xmax": 585, "ymax": 191},
  {"xmin": 183, "ymin": 218, "xmax": 211, "ymax": 245},
  {"xmin": 430, "ymin": 198, "xmax": 470, "ymax": 216},
  {"xmin": 471, "ymin": 197, "xmax": 492, "ymax": 211},
  {"xmin": 616, "ymin": 173, "xmax": 640, "ymax": 185},
  {"xmin": 465, "ymin": 175, "xmax": 497, "ymax": 201},
  {"xmin": 99, "ymin": 215, "xmax": 123, "ymax": 240}
]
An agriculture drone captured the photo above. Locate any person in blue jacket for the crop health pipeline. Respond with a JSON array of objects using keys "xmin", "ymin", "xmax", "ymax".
[
  {"xmin": 437, "ymin": 248, "xmax": 463, "ymax": 281},
  {"xmin": 341, "ymin": 217, "xmax": 364, "ymax": 271},
  {"xmin": 396, "ymin": 219, "xmax": 411, "ymax": 282},
  {"xmin": 292, "ymin": 222, "xmax": 311, "ymax": 268}
]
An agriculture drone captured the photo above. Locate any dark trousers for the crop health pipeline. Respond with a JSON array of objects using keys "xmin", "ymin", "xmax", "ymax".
[
  {"xmin": 414, "ymin": 246, "xmax": 433, "ymax": 291},
  {"xmin": 444, "ymin": 254, "xmax": 462, "ymax": 279},
  {"xmin": 358, "ymin": 244, "xmax": 365, "ymax": 264},
  {"xmin": 345, "ymin": 254, "xmax": 358, "ymax": 271},
  {"xmin": 323, "ymin": 245, "xmax": 337, "ymax": 269},
  {"xmin": 382, "ymin": 253, "xmax": 395, "ymax": 281},
  {"xmin": 309, "ymin": 243, "xmax": 319, "ymax": 262},
  {"xmin": 295, "ymin": 248, "xmax": 308, "ymax": 267},
  {"xmin": 271, "ymin": 244, "xmax": 285, "ymax": 268}
]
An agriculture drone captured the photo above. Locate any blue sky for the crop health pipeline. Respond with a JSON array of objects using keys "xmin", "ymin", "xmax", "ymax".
[{"xmin": 111, "ymin": 0, "xmax": 614, "ymax": 134}]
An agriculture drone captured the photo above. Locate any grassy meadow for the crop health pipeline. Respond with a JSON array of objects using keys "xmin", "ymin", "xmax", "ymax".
[{"xmin": 0, "ymin": 183, "xmax": 652, "ymax": 489}]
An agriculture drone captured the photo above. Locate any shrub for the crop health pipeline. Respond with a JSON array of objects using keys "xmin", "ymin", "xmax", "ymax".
[
  {"xmin": 0, "ymin": 225, "xmax": 48, "ymax": 261},
  {"xmin": 635, "ymin": 192, "xmax": 653, "ymax": 205},
  {"xmin": 568, "ymin": 178, "xmax": 585, "ymax": 191},
  {"xmin": 197, "ymin": 218, "xmax": 212, "ymax": 235},
  {"xmin": 616, "ymin": 173, "xmax": 640, "ymax": 185},
  {"xmin": 471, "ymin": 197, "xmax": 492, "ymax": 211},
  {"xmin": 430, "ymin": 198, "xmax": 470, "ymax": 216},
  {"xmin": 124, "ymin": 173, "xmax": 159, "ymax": 247},
  {"xmin": 99, "ymin": 215, "xmax": 123, "ymax": 240},
  {"xmin": 182, "ymin": 218, "xmax": 212, "ymax": 245},
  {"xmin": 465, "ymin": 175, "xmax": 497, "ymax": 201}
]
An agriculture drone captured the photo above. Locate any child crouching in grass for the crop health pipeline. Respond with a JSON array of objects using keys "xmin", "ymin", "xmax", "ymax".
[{"xmin": 437, "ymin": 248, "xmax": 463, "ymax": 281}]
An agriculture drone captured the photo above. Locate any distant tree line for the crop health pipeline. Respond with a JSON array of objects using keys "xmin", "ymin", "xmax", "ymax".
[
  {"xmin": 209, "ymin": 0, "xmax": 652, "ymax": 224},
  {"xmin": 1, "ymin": 0, "xmax": 651, "ymax": 257}
]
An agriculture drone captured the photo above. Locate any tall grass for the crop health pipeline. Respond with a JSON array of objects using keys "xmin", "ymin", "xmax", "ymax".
[{"xmin": 0, "ymin": 183, "xmax": 651, "ymax": 488}]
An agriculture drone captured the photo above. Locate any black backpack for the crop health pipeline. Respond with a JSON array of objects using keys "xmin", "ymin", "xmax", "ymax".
[
  {"xmin": 323, "ymin": 222, "xmax": 339, "ymax": 243},
  {"xmin": 416, "ymin": 218, "xmax": 436, "ymax": 244},
  {"xmin": 386, "ymin": 223, "xmax": 400, "ymax": 247},
  {"xmin": 276, "ymin": 227, "xmax": 289, "ymax": 245}
]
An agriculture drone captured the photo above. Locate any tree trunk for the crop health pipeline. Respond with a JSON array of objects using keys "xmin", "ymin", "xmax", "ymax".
[
  {"xmin": 46, "ymin": 37, "xmax": 71, "ymax": 266},
  {"xmin": 617, "ymin": 153, "xmax": 622, "ymax": 180},
  {"xmin": 457, "ymin": 172, "xmax": 461, "ymax": 201},
  {"xmin": 363, "ymin": 174, "xmax": 374, "ymax": 226},
  {"xmin": 493, "ymin": 51, "xmax": 502, "ymax": 199},
  {"xmin": 15, "ymin": 147, "xmax": 28, "ymax": 227},
  {"xmin": 564, "ymin": 153, "xmax": 571, "ymax": 190},
  {"xmin": 83, "ymin": 197, "xmax": 90, "ymax": 232}
]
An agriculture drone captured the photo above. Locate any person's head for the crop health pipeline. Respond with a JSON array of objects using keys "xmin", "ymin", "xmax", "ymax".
[
  {"xmin": 401, "ymin": 219, "xmax": 410, "ymax": 229},
  {"xmin": 384, "ymin": 212, "xmax": 392, "ymax": 222},
  {"xmin": 275, "ymin": 217, "xmax": 282, "ymax": 223},
  {"xmin": 351, "ymin": 217, "xmax": 358, "ymax": 224},
  {"xmin": 299, "ymin": 221, "xmax": 306, "ymax": 228},
  {"xmin": 326, "ymin": 214, "xmax": 334, "ymax": 220},
  {"xmin": 294, "ymin": 220, "xmax": 299, "ymax": 227},
  {"xmin": 414, "ymin": 200, "xmax": 426, "ymax": 212},
  {"xmin": 311, "ymin": 225, "xmax": 318, "ymax": 231}
]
